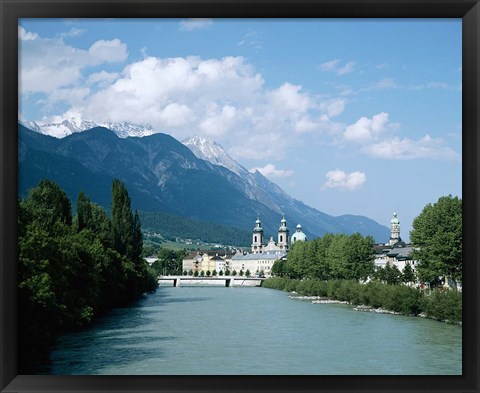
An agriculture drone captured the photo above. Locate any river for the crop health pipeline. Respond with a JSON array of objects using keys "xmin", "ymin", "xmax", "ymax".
[{"xmin": 48, "ymin": 286, "xmax": 462, "ymax": 375}]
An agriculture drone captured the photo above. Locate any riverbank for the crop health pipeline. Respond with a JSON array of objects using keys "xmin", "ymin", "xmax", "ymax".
[{"xmin": 264, "ymin": 277, "xmax": 462, "ymax": 324}]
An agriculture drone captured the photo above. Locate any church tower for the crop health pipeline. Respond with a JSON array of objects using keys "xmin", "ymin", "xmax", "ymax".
[
  {"xmin": 251, "ymin": 217, "xmax": 264, "ymax": 254},
  {"xmin": 277, "ymin": 215, "xmax": 290, "ymax": 251},
  {"xmin": 389, "ymin": 211, "xmax": 401, "ymax": 246}
]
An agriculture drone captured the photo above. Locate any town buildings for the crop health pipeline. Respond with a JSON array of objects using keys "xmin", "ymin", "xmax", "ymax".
[
  {"xmin": 374, "ymin": 212, "xmax": 418, "ymax": 276},
  {"xmin": 182, "ymin": 216, "xmax": 306, "ymax": 276}
]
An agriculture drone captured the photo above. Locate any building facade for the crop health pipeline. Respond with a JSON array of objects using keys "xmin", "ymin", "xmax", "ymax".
[{"xmin": 374, "ymin": 211, "xmax": 418, "ymax": 279}]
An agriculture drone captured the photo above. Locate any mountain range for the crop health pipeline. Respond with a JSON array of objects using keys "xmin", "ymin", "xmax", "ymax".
[{"xmin": 18, "ymin": 119, "xmax": 389, "ymax": 243}]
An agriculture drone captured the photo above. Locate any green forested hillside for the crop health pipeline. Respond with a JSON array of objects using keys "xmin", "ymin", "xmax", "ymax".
[{"xmin": 139, "ymin": 211, "xmax": 251, "ymax": 247}]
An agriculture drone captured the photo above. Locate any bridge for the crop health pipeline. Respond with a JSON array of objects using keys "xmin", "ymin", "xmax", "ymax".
[{"xmin": 157, "ymin": 275, "xmax": 266, "ymax": 287}]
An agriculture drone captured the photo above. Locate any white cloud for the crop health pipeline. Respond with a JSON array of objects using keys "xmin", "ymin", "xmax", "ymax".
[
  {"xmin": 318, "ymin": 98, "xmax": 346, "ymax": 118},
  {"xmin": 60, "ymin": 28, "xmax": 86, "ymax": 38},
  {"xmin": 336, "ymin": 61, "xmax": 356, "ymax": 76},
  {"xmin": 87, "ymin": 71, "xmax": 120, "ymax": 86},
  {"xmin": 267, "ymin": 83, "xmax": 311, "ymax": 113},
  {"xmin": 376, "ymin": 63, "xmax": 389, "ymax": 70},
  {"xmin": 426, "ymin": 82, "xmax": 449, "ymax": 89},
  {"xmin": 344, "ymin": 112, "xmax": 394, "ymax": 143},
  {"xmin": 89, "ymin": 39, "xmax": 128, "ymax": 63},
  {"xmin": 179, "ymin": 18, "xmax": 213, "ymax": 31},
  {"xmin": 365, "ymin": 78, "xmax": 398, "ymax": 90},
  {"xmin": 18, "ymin": 26, "xmax": 38, "ymax": 41},
  {"xmin": 342, "ymin": 113, "xmax": 460, "ymax": 161},
  {"xmin": 324, "ymin": 169, "xmax": 366, "ymax": 191},
  {"xmin": 365, "ymin": 135, "xmax": 460, "ymax": 161},
  {"xmin": 319, "ymin": 59, "xmax": 355, "ymax": 75},
  {"xmin": 20, "ymin": 31, "xmax": 355, "ymax": 161},
  {"xmin": 250, "ymin": 164, "xmax": 294, "ymax": 178},
  {"xmin": 319, "ymin": 59, "xmax": 340, "ymax": 71},
  {"xmin": 19, "ymin": 33, "xmax": 128, "ymax": 93},
  {"xmin": 237, "ymin": 31, "xmax": 262, "ymax": 51}
]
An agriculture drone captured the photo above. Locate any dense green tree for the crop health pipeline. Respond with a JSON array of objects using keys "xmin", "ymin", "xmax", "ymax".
[
  {"xmin": 311, "ymin": 234, "xmax": 334, "ymax": 280},
  {"xmin": 200, "ymin": 270, "xmax": 205, "ymax": 277},
  {"xmin": 212, "ymin": 269, "xmax": 217, "ymax": 276},
  {"xmin": 141, "ymin": 243, "xmax": 158, "ymax": 258},
  {"xmin": 271, "ymin": 259, "xmax": 286, "ymax": 277},
  {"xmin": 194, "ymin": 270, "xmax": 199, "ymax": 277},
  {"xmin": 206, "ymin": 270, "xmax": 211, "ymax": 277},
  {"xmin": 245, "ymin": 269, "xmax": 251, "ymax": 277},
  {"xmin": 111, "ymin": 179, "xmax": 134, "ymax": 257},
  {"xmin": 325, "ymin": 234, "xmax": 349, "ymax": 280},
  {"xmin": 344, "ymin": 233, "xmax": 375, "ymax": 281},
  {"xmin": 130, "ymin": 210, "xmax": 143, "ymax": 261},
  {"xmin": 219, "ymin": 270, "xmax": 224, "ymax": 276},
  {"xmin": 18, "ymin": 180, "xmax": 158, "ymax": 373},
  {"xmin": 385, "ymin": 264, "xmax": 403, "ymax": 285},
  {"xmin": 402, "ymin": 263, "xmax": 416, "ymax": 284},
  {"xmin": 76, "ymin": 191, "xmax": 93, "ymax": 232},
  {"xmin": 22, "ymin": 179, "xmax": 72, "ymax": 232},
  {"xmin": 410, "ymin": 195, "xmax": 462, "ymax": 286},
  {"xmin": 232, "ymin": 270, "xmax": 237, "ymax": 276},
  {"xmin": 151, "ymin": 248, "xmax": 184, "ymax": 276}
]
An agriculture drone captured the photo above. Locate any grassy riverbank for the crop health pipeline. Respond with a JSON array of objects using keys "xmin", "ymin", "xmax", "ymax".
[{"xmin": 263, "ymin": 277, "xmax": 462, "ymax": 324}]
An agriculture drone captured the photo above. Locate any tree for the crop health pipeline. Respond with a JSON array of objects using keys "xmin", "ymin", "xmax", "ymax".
[
  {"xmin": 188, "ymin": 269, "xmax": 193, "ymax": 276},
  {"xmin": 76, "ymin": 192, "xmax": 93, "ymax": 232},
  {"xmin": 194, "ymin": 270, "xmax": 199, "ymax": 277},
  {"xmin": 200, "ymin": 270, "xmax": 205, "ymax": 277},
  {"xmin": 206, "ymin": 270, "xmax": 211, "ymax": 277},
  {"xmin": 402, "ymin": 263, "xmax": 416, "ymax": 285},
  {"xmin": 22, "ymin": 179, "xmax": 72, "ymax": 233},
  {"xmin": 410, "ymin": 195, "xmax": 462, "ymax": 286},
  {"xmin": 212, "ymin": 269, "xmax": 217, "ymax": 276},
  {"xmin": 271, "ymin": 260, "xmax": 286, "ymax": 277},
  {"xmin": 245, "ymin": 269, "xmax": 251, "ymax": 277},
  {"xmin": 232, "ymin": 270, "xmax": 237, "ymax": 276},
  {"xmin": 219, "ymin": 270, "xmax": 224, "ymax": 276},
  {"xmin": 239, "ymin": 270, "xmax": 244, "ymax": 276},
  {"xmin": 384, "ymin": 264, "xmax": 402, "ymax": 285},
  {"xmin": 130, "ymin": 210, "xmax": 143, "ymax": 261},
  {"xmin": 111, "ymin": 179, "xmax": 134, "ymax": 257},
  {"xmin": 344, "ymin": 233, "xmax": 375, "ymax": 281}
]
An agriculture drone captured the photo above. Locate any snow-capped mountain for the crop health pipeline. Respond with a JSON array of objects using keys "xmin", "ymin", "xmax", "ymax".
[
  {"xmin": 19, "ymin": 122, "xmax": 390, "ymax": 242},
  {"xmin": 19, "ymin": 118, "xmax": 157, "ymax": 139},
  {"xmin": 183, "ymin": 136, "xmax": 313, "ymax": 214},
  {"xmin": 182, "ymin": 136, "xmax": 247, "ymax": 178}
]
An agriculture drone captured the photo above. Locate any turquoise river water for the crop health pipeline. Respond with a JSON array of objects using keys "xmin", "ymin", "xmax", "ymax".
[{"xmin": 48, "ymin": 286, "xmax": 462, "ymax": 375}]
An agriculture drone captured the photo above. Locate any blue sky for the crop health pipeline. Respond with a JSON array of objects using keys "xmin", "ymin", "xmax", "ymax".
[{"xmin": 18, "ymin": 18, "xmax": 462, "ymax": 242}]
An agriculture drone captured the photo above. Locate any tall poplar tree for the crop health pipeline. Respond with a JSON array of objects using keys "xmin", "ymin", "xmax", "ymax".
[
  {"xmin": 111, "ymin": 179, "xmax": 134, "ymax": 257},
  {"xmin": 77, "ymin": 191, "xmax": 93, "ymax": 232}
]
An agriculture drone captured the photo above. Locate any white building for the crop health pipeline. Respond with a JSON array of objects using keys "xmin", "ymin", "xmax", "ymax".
[
  {"xmin": 374, "ymin": 212, "xmax": 418, "ymax": 276},
  {"xmin": 232, "ymin": 216, "xmax": 306, "ymax": 276},
  {"xmin": 291, "ymin": 224, "xmax": 307, "ymax": 244}
]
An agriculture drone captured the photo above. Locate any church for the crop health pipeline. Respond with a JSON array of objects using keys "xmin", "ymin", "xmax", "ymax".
[
  {"xmin": 374, "ymin": 211, "xmax": 418, "ymax": 278},
  {"xmin": 230, "ymin": 216, "xmax": 307, "ymax": 276}
]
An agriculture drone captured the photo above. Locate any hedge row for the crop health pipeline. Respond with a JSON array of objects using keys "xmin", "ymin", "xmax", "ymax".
[{"xmin": 263, "ymin": 277, "xmax": 462, "ymax": 323}]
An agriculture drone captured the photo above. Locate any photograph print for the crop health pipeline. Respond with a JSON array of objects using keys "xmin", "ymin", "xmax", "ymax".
[{"xmin": 17, "ymin": 18, "xmax": 462, "ymax": 375}]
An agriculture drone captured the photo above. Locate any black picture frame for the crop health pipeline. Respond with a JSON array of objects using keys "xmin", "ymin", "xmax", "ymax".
[{"xmin": 1, "ymin": 1, "xmax": 479, "ymax": 392}]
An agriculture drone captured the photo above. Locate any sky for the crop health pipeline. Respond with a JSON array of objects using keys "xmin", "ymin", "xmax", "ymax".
[{"xmin": 18, "ymin": 18, "xmax": 462, "ymax": 242}]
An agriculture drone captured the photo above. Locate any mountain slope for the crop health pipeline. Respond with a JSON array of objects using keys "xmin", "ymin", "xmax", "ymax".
[
  {"xmin": 19, "ymin": 123, "xmax": 389, "ymax": 242},
  {"xmin": 183, "ymin": 136, "xmax": 389, "ymax": 241}
]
